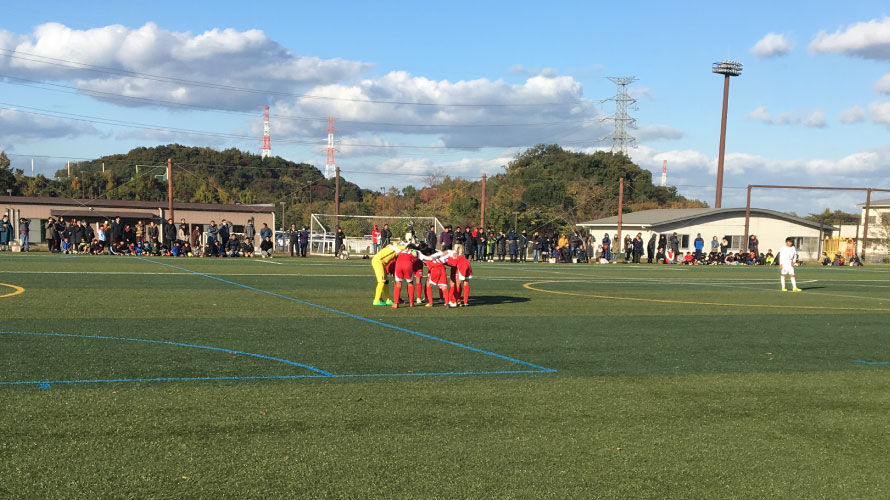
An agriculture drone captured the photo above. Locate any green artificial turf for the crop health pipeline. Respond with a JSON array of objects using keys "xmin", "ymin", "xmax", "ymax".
[{"xmin": 1, "ymin": 254, "xmax": 889, "ymax": 499}]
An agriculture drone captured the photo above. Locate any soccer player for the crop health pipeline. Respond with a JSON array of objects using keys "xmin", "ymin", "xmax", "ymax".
[
  {"xmin": 370, "ymin": 243, "xmax": 405, "ymax": 306},
  {"xmin": 779, "ymin": 237, "xmax": 801, "ymax": 292},
  {"xmin": 392, "ymin": 248, "xmax": 420, "ymax": 308},
  {"xmin": 445, "ymin": 251, "xmax": 473, "ymax": 307},
  {"xmin": 423, "ymin": 250, "xmax": 450, "ymax": 307}
]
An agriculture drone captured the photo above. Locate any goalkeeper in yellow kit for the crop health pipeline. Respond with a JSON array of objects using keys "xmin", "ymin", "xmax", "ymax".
[{"xmin": 371, "ymin": 243, "xmax": 406, "ymax": 306}]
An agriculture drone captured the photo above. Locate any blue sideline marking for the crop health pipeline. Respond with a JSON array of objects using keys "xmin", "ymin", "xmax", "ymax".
[
  {"xmin": 136, "ymin": 257, "xmax": 556, "ymax": 373},
  {"xmin": 0, "ymin": 331, "xmax": 333, "ymax": 377},
  {"xmin": 0, "ymin": 369, "xmax": 547, "ymax": 387},
  {"xmin": 852, "ymin": 360, "xmax": 889, "ymax": 365}
]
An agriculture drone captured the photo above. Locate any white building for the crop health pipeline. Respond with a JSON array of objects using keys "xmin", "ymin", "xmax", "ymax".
[
  {"xmin": 577, "ymin": 208, "xmax": 834, "ymax": 260},
  {"xmin": 858, "ymin": 198, "xmax": 890, "ymax": 258}
]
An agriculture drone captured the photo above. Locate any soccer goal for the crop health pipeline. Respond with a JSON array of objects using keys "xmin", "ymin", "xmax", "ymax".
[{"xmin": 310, "ymin": 214, "xmax": 445, "ymax": 256}]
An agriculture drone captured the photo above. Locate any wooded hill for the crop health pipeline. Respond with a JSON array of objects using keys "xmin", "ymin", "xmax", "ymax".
[{"xmin": 2, "ymin": 144, "xmax": 704, "ymax": 232}]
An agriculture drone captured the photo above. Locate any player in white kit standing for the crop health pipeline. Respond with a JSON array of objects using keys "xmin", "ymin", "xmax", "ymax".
[{"xmin": 779, "ymin": 237, "xmax": 801, "ymax": 292}]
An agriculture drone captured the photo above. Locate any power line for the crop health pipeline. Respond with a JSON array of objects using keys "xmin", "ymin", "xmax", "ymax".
[{"xmin": 0, "ymin": 49, "xmax": 580, "ymax": 108}]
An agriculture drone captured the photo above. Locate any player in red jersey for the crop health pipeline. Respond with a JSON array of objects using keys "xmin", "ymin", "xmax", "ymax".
[
  {"xmin": 392, "ymin": 248, "xmax": 421, "ymax": 308},
  {"xmin": 445, "ymin": 251, "xmax": 472, "ymax": 307},
  {"xmin": 423, "ymin": 251, "xmax": 450, "ymax": 307}
]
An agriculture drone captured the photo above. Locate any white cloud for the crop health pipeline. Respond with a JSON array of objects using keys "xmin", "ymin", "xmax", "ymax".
[
  {"xmin": 273, "ymin": 71, "xmax": 602, "ymax": 149},
  {"xmin": 805, "ymin": 111, "xmax": 826, "ymax": 128},
  {"xmin": 838, "ymin": 105, "xmax": 866, "ymax": 124},
  {"xmin": 0, "ymin": 108, "xmax": 98, "ymax": 143},
  {"xmin": 875, "ymin": 74, "xmax": 890, "ymax": 94},
  {"xmin": 0, "ymin": 22, "xmax": 373, "ymax": 111},
  {"xmin": 635, "ymin": 125, "xmax": 684, "ymax": 142},
  {"xmin": 745, "ymin": 106, "xmax": 772, "ymax": 123},
  {"xmin": 751, "ymin": 33, "xmax": 794, "ymax": 59},
  {"xmin": 810, "ymin": 17, "xmax": 890, "ymax": 60},
  {"xmin": 745, "ymin": 106, "xmax": 826, "ymax": 127},
  {"xmin": 869, "ymin": 101, "xmax": 890, "ymax": 128}
]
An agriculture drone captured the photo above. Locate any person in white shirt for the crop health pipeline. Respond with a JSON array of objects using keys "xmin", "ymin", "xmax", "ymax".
[{"xmin": 779, "ymin": 237, "xmax": 801, "ymax": 292}]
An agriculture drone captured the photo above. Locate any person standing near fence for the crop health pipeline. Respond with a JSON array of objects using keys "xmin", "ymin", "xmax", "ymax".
[
  {"xmin": 288, "ymin": 224, "xmax": 299, "ymax": 257},
  {"xmin": 647, "ymin": 233, "xmax": 656, "ymax": 263},
  {"xmin": 299, "ymin": 226, "xmax": 309, "ymax": 257},
  {"xmin": 439, "ymin": 225, "xmax": 452, "ymax": 250},
  {"xmin": 380, "ymin": 223, "xmax": 392, "ymax": 247},
  {"xmin": 244, "ymin": 219, "xmax": 256, "ymax": 245},
  {"xmin": 372, "ymin": 224, "xmax": 382, "ymax": 254},
  {"xmin": 424, "ymin": 224, "xmax": 437, "ymax": 250},
  {"xmin": 519, "ymin": 230, "xmax": 529, "ymax": 262},
  {"xmin": 334, "ymin": 226, "xmax": 345, "ymax": 258}
]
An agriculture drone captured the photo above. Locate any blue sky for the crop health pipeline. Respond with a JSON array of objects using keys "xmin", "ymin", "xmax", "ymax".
[{"xmin": 1, "ymin": 1, "xmax": 889, "ymax": 213}]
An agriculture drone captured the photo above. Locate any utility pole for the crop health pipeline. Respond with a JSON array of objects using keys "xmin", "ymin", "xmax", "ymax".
[
  {"xmin": 862, "ymin": 188, "xmax": 872, "ymax": 260},
  {"xmin": 616, "ymin": 178, "xmax": 625, "ymax": 249},
  {"xmin": 512, "ymin": 211, "xmax": 520, "ymax": 230},
  {"xmin": 167, "ymin": 158, "xmax": 174, "ymax": 220},
  {"xmin": 712, "ymin": 60, "xmax": 743, "ymax": 208},
  {"xmin": 480, "ymin": 173, "xmax": 487, "ymax": 229},
  {"xmin": 308, "ymin": 181, "xmax": 312, "ymax": 206},
  {"xmin": 335, "ymin": 167, "xmax": 341, "ymax": 228}
]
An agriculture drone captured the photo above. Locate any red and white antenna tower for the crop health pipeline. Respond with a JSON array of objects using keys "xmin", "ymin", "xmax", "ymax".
[
  {"xmin": 324, "ymin": 117, "xmax": 336, "ymax": 179},
  {"xmin": 660, "ymin": 160, "xmax": 667, "ymax": 187},
  {"xmin": 260, "ymin": 106, "xmax": 271, "ymax": 159}
]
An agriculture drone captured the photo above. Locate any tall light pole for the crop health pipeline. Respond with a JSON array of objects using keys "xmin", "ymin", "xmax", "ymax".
[
  {"xmin": 279, "ymin": 201, "xmax": 286, "ymax": 231},
  {"xmin": 712, "ymin": 60, "xmax": 742, "ymax": 208}
]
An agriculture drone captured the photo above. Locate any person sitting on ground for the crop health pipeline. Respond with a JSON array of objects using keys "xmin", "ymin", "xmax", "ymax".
[
  {"xmin": 338, "ymin": 243, "xmax": 350, "ymax": 260},
  {"xmin": 849, "ymin": 255, "xmax": 863, "ymax": 267},
  {"xmin": 260, "ymin": 235, "xmax": 274, "ymax": 258},
  {"xmin": 655, "ymin": 247, "xmax": 666, "ymax": 264},
  {"xmin": 821, "ymin": 252, "xmax": 831, "ymax": 266},
  {"xmin": 89, "ymin": 238, "xmax": 102, "ymax": 255},
  {"xmin": 182, "ymin": 241, "xmax": 193, "ymax": 257},
  {"xmin": 171, "ymin": 241, "xmax": 182, "ymax": 257},
  {"xmin": 226, "ymin": 236, "xmax": 241, "ymax": 257},
  {"xmin": 765, "ymin": 250, "xmax": 775, "ymax": 265},
  {"xmin": 240, "ymin": 237, "xmax": 254, "ymax": 258},
  {"xmin": 60, "ymin": 237, "xmax": 73, "ymax": 254},
  {"xmin": 682, "ymin": 251, "xmax": 694, "ymax": 265},
  {"xmin": 77, "ymin": 237, "xmax": 89, "ymax": 254},
  {"xmin": 833, "ymin": 254, "xmax": 845, "ymax": 266}
]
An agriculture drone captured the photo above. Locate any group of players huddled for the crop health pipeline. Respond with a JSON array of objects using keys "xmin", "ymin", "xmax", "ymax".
[{"xmin": 371, "ymin": 242, "xmax": 473, "ymax": 309}]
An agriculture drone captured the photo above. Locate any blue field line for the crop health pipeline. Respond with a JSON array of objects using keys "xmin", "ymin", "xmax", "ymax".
[
  {"xmin": 136, "ymin": 257, "xmax": 556, "ymax": 373},
  {"xmin": 0, "ymin": 369, "xmax": 548, "ymax": 387},
  {"xmin": 0, "ymin": 331, "xmax": 333, "ymax": 377},
  {"xmin": 852, "ymin": 360, "xmax": 889, "ymax": 365}
]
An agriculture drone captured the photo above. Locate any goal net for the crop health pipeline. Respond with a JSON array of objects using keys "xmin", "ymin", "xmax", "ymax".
[{"xmin": 310, "ymin": 214, "xmax": 445, "ymax": 256}]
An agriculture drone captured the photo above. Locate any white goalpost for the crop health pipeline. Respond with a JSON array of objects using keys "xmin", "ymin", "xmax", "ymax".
[{"xmin": 310, "ymin": 214, "xmax": 445, "ymax": 256}]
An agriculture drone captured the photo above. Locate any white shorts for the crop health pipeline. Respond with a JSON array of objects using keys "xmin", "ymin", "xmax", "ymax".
[{"xmin": 781, "ymin": 264, "xmax": 795, "ymax": 275}]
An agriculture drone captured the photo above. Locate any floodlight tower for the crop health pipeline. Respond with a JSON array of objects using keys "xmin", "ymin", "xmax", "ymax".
[
  {"xmin": 712, "ymin": 60, "xmax": 742, "ymax": 208},
  {"xmin": 324, "ymin": 117, "xmax": 336, "ymax": 179},
  {"xmin": 660, "ymin": 160, "xmax": 667, "ymax": 187},
  {"xmin": 600, "ymin": 77, "xmax": 638, "ymax": 155},
  {"xmin": 260, "ymin": 106, "xmax": 271, "ymax": 159}
]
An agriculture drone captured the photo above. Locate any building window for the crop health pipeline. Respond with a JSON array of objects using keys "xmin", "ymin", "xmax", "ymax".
[{"xmin": 680, "ymin": 234, "xmax": 690, "ymax": 248}]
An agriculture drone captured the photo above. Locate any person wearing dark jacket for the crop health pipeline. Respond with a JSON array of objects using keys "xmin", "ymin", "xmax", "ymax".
[
  {"xmin": 647, "ymin": 233, "xmax": 657, "ymax": 263},
  {"xmin": 334, "ymin": 227, "xmax": 345, "ymax": 258},
  {"xmin": 299, "ymin": 227, "xmax": 309, "ymax": 257},
  {"xmin": 657, "ymin": 234, "xmax": 667, "ymax": 259},
  {"xmin": 464, "ymin": 226, "xmax": 475, "ymax": 259},
  {"xmin": 260, "ymin": 235, "xmax": 274, "ymax": 258},
  {"xmin": 380, "ymin": 223, "xmax": 392, "ymax": 246},
  {"xmin": 288, "ymin": 224, "xmax": 299, "ymax": 257},
  {"xmin": 226, "ymin": 235, "xmax": 241, "ymax": 257},
  {"xmin": 111, "ymin": 216, "xmax": 123, "ymax": 244},
  {"xmin": 218, "ymin": 220, "xmax": 230, "ymax": 251},
  {"xmin": 669, "ymin": 233, "xmax": 680, "ymax": 263},
  {"xmin": 122, "ymin": 225, "xmax": 135, "ymax": 245},
  {"xmin": 632, "ymin": 233, "xmax": 644, "ymax": 264},
  {"xmin": 476, "ymin": 230, "xmax": 487, "ymax": 261},
  {"xmin": 519, "ymin": 230, "xmax": 529, "ymax": 262},
  {"xmin": 496, "ymin": 230, "xmax": 507, "ymax": 262},
  {"xmin": 163, "ymin": 218, "xmax": 177, "ymax": 249},
  {"xmin": 507, "ymin": 228, "xmax": 518, "ymax": 262},
  {"xmin": 425, "ymin": 225, "xmax": 437, "ymax": 250},
  {"xmin": 147, "ymin": 220, "xmax": 160, "ymax": 244}
]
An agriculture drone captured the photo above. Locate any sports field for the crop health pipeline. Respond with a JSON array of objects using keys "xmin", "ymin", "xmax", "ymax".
[{"xmin": 2, "ymin": 254, "xmax": 889, "ymax": 499}]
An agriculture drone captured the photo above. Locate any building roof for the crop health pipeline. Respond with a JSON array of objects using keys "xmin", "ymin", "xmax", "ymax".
[
  {"xmin": 0, "ymin": 195, "xmax": 274, "ymax": 213},
  {"xmin": 577, "ymin": 208, "xmax": 834, "ymax": 231},
  {"xmin": 857, "ymin": 198, "xmax": 890, "ymax": 207}
]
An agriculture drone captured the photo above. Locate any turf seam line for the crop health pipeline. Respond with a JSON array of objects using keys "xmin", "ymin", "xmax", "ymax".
[
  {"xmin": 0, "ymin": 331, "xmax": 333, "ymax": 376},
  {"xmin": 0, "ymin": 369, "xmax": 548, "ymax": 386},
  {"xmin": 136, "ymin": 257, "xmax": 556, "ymax": 373}
]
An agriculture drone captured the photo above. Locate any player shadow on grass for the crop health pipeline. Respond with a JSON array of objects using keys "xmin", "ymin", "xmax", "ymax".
[{"xmin": 470, "ymin": 295, "xmax": 531, "ymax": 305}]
